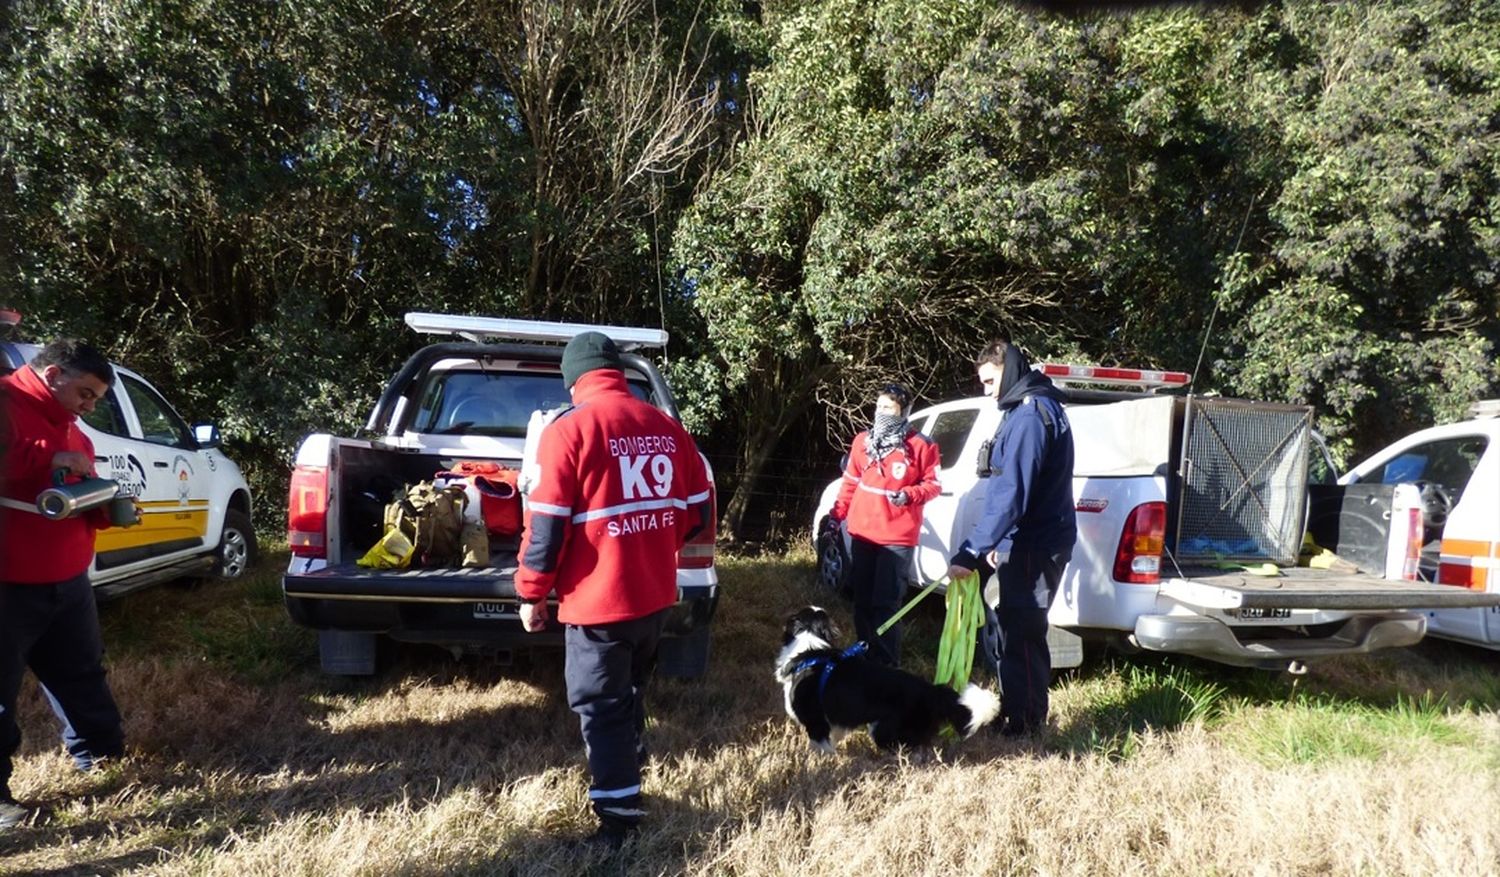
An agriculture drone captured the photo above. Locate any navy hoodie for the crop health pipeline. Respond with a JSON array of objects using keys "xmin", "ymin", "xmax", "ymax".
[{"xmin": 952, "ymin": 369, "xmax": 1077, "ymax": 566}]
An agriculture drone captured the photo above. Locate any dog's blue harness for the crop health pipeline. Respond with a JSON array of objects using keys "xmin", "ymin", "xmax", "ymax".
[{"xmin": 791, "ymin": 641, "xmax": 868, "ymax": 699}]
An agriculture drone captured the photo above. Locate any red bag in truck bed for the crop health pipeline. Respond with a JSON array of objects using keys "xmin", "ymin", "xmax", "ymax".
[{"xmin": 437, "ymin": 461, "xmax": 523, "ymax": 538}]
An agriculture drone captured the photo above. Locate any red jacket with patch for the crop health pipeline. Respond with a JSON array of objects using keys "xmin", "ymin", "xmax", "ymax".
[
  {"xmin": 0, "ymin": 366, "xmax": 110, "ymax": 584},
  {"xmin": 831, "ymin": 430, "xmax": 941, "ymax": 547},
  {"xmin": 515, "ymin": 369, "xmax": 711, "ymax": 625}
]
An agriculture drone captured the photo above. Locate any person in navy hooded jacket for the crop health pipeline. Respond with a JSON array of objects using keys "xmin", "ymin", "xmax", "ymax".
[{"xmin": 947, "ymin": 338, "xmax": 1076, "ymax": 739}]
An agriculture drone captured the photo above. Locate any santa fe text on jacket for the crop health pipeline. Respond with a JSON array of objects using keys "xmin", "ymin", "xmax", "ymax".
[{"xmin": 515, "ymin": 369, "xmax": 711, "ymax": 625}]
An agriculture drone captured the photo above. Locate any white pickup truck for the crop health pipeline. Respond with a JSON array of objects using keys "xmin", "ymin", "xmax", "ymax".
[
  {"xmin": 282, "ymin": 313, "xmax": 719, "ymax": 676},
  {"xmin": 1337, "ymin": 399, "xmax": 1500, "ymax": 650},
  {"xmin": 812, "ymin": 365, "xmax": 1500, "ymax": 671},
  {"xmin": 2, "ymin": 332, "xmax": 256, "ymax": 597}
]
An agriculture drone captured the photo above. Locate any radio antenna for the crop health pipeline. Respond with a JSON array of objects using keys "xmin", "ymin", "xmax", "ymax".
[{"xmin": 1190, "ymin": 192, "xmax": 1259, "ymax": 394}]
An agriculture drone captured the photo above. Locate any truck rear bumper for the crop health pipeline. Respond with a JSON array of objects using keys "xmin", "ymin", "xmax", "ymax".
[
  {"xmin": 1131, "ymin": 612, "xmax": 1426, "ymax": 670},
  {"xmin": 284, "ymin": 573, "xmax": 717, "ymax": 648}
]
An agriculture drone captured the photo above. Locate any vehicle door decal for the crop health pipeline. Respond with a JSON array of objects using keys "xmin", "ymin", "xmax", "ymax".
[
  {"xmin": 172, "ymin": 456, "xmax": 195, "ymax": 502},
  {"xmin": 106, "ymin": 453, "xmax": 149, "ymax": 497}
]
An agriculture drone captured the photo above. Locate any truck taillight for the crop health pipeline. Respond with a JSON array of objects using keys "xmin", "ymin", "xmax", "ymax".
[
  {"xmin": 1401, "ymin": 506, "xmax": 1422, "ymax": 581},
  {"xmin": 679, "ymin": 484, "xmax": 717, "ymax": 570},
  {"xmin": 1114, "ymin": 501, "xmax": 1166, "ymax": 584},
  {"xmin": 287, "ymin": 464, "xmax": 329, "ymax": 558}
]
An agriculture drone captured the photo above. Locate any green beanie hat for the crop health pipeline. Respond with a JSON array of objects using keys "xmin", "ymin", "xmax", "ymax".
[{"xmin": 561, "ymin": 331, "xmax": 623, "ymax": 389}]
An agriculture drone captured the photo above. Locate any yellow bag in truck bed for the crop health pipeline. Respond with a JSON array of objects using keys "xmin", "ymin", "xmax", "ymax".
[{"xmin": 357, "ymin": 480, "xmax": 468, "ymax": 569}]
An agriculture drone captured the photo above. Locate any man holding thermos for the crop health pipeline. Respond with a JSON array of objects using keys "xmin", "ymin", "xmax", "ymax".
[{"xmin": 0, "ymin": 338, "xmax": 129, "ymax": 831}]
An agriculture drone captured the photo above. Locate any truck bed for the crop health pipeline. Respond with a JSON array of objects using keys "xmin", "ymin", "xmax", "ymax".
[{"xmin": 1163, "ymin": 566, "xmax": 1500, "ymax": 611}]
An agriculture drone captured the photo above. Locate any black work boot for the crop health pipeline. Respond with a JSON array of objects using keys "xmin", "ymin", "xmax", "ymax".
[{"xmin": 589, "ymin": 816, "xmax": 639, "ymax": 851}]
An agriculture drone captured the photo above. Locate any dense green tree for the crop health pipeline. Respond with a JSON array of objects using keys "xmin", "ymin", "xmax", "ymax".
[
  {"xmin": 3, "ymin": 0, "xmax": 1495, "ymax": 543},
  {"xmin": 677, "ymin": 0, "xmax": 1498, "ymax": 538},
  {"xmin": 1211, "ymin": 1, "xmax": 1500, "ymax": 457},
  {"xmin": 1, "ymin": 0, "xmax": 744, "ymax": 522}
]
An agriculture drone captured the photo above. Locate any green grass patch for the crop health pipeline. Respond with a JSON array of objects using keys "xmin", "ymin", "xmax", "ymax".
[
  {"xmin": 1057, "ymin": 661, "xmax": 1233, "ymax": 760},
  {"xmin": 1221, "ymin": 691, "xmax": 1476, "ymax": 765},
  {"xmin": 100, "ymin": 550, "xmax": 317, "ymax": 685},
  {"xmin": 180, "ymin": 602, "xmax": 318, "ymax": 685}
]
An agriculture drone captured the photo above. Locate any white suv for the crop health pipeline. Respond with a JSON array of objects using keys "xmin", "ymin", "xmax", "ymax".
[{"xmin": 2, "ymin": 338, "xmax": 256, "ymax": 597}]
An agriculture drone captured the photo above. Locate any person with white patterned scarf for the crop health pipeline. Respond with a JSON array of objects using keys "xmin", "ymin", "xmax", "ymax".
[{"xmin": 829, "ymin": 384, "xmax": 942, "ymax": 666}]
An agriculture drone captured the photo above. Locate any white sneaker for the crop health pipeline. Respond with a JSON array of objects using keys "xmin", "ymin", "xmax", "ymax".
[{"xmin": 0, "ymin": 799, "xmax": 29, "ymax": 831}]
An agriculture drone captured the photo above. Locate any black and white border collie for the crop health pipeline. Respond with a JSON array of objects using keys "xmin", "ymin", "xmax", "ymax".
[{"xmin": 775, "ymin": 606, "xmax": 1000, "ymax": 752}]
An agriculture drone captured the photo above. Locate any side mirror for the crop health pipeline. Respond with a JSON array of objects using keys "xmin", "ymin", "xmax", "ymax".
[{"xmin": 193, "ymin": 423, "xmax": 221, "ymax": 449}]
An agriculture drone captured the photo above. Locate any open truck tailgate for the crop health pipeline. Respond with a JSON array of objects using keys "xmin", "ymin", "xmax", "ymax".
[{"xmin": 1162, "ymin": 566, "xmax": 1500, "ymax": 611}]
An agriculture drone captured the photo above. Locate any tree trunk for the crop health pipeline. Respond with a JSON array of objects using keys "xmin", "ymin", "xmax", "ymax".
[{"xmin": 719, "ymin": 356, "xmax": 828, "ymax": 542}]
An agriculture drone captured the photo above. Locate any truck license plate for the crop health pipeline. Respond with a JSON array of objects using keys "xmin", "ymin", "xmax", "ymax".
[
  {"xmin": 473, "ymin": 602, "xmax": 515, "ymax": 619},
  {"xmin": 1235, "ymin": 607, "xmax": 1292, "ymax": 619}
]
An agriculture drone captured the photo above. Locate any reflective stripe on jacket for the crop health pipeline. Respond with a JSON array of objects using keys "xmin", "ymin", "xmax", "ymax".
[
  {"xmin": 515, "ymin": 369, "xmax": 711, "ymax": 625},
  {"xmin": 0, "ymin": 366, "xmax": 108, "ymax": 584},
  {"xmin": 831, "ymin": 430, "xmax": 941, "ymax": 547}
]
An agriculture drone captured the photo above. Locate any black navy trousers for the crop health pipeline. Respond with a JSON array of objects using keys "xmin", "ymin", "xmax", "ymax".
[
  {"xmin": 0, "ymin": 571, "xmax": 124, "ymax": 799},
  {"xmin": 990, "ymin": 547, "xmax": 1071, "ymax": 732},
  {"xmin": 564, "ymin": 608, "xmax": 667, "ymax": 829},
  {"xmin": 848, "ymin": 537, "xmax": 912, "ymax": 667}
]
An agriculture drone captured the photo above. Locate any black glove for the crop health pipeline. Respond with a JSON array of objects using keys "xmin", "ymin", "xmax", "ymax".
[{"xmin": 888, "ymin": 489, "xmax": 910, "ymax": 507}]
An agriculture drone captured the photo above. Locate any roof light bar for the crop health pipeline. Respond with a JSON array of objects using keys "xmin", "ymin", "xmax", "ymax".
[
  {"xmin": 1036, "ymin": 363, "xmax": 1191, "ymax": 389},
  {"xmin": 404, "ymin": 312, "xmax": 669, "ymax": 350},
  {"xmin": 1469, "ymin": 399, "xmax": 1500, "ymax": 420}
]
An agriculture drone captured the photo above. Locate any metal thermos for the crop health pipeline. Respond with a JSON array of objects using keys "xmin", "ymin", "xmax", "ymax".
[{"xmin": 35, "ymin": 470, "xmax": 122, "ymax": 520}]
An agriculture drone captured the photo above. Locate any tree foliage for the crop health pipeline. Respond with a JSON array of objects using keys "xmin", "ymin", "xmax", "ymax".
[
  {"xmin": 2, "ymin": 0, "xmax": 1495, "ymax": 539},
  {"xmin": 678, "ymin": 0, "xmax": 1499, "ymax": 538},
  {"xmin": 1, "ymin": 0, "xmax": 742, "ymax": 519}
]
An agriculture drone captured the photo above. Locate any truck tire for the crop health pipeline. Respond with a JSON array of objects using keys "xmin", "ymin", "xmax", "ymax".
[
  {"xmin": 657, "ymin": 627, "xmax": 711, "ymax": 679},
  {"xmin": 213, "ymin": 509, "xmax": 258, "ymax": 580},
  {"xmin": 815, "ymin": 518, "xmax": 850, "ymax": 596}
]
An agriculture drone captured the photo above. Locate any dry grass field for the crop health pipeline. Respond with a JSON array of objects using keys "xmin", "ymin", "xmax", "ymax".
[{"xmin": 2, "ymin": 548, "xmax": 1499, "ymax": 876}]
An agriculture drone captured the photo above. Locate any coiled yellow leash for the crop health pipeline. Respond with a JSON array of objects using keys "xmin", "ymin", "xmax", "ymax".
[
  {"xmin": 873, "ymin": 571, "xmax": 984, "ymax": 693},
  {"xmin": 933, "ymin": 571, "xmax": 984, "ymax": 692}
]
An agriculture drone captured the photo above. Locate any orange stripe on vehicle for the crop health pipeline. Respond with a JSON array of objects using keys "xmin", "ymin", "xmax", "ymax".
[
  {"xmin": 1441, "ymin": 538, "xmax": 1494, "ymax": 557},
  {"xmin": 1436, "ymin": 539, "xmax": 1499, "ymax": 590}
]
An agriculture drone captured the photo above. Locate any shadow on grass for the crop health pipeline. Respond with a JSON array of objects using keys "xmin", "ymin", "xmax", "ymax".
[
  {"xmin": 1, "ymin": 684, "xmax": 558, "ymax": 856},
  {"xmin": 4, "ymin": 551, "xmax": 899, "ymax": 875}
]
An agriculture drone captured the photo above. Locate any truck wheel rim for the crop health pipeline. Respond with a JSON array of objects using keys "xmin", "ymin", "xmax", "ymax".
[{"xmin": 221, "ymin": 530, "xmax": 248, "ymax": 578}]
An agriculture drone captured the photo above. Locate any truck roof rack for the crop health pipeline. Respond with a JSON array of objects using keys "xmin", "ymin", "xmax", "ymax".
[
  {"xmin": 1036, "ymin": 363, "xmax": 1191, "ymax": 392},
  {"xmin": 404, "ymin": 312, "xmax": 669, "ymax": 350}
]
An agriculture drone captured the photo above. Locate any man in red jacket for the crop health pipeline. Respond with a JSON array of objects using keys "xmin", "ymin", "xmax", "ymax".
[
  {"xmin": 516, "ymin": 331, "xmax": 711, "ymax": 848},
  {"xmin": 830, "ymin": 383, "xmax": 942, "ymax": 667},
  {"xmin": 0, "ymin": 339, "xmax": 126, "ymax": 831}
]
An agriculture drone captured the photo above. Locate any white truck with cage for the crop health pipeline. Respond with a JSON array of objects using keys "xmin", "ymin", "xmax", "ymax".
[
  {"xmin": 812, "ymin": 365, "xmax": 1500, "ymax": 671},
  {"xmin": 282, "ymin": 313, "xmax": 718, "ymax": 676}
]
